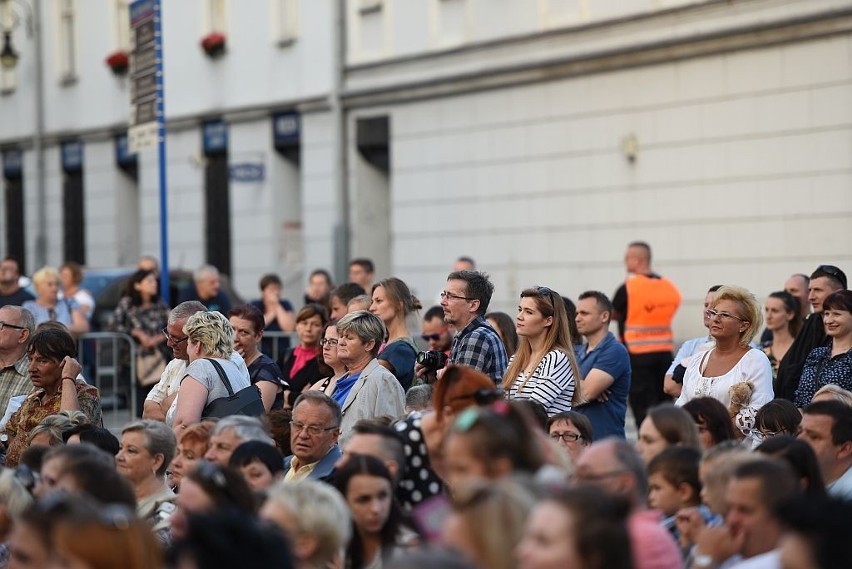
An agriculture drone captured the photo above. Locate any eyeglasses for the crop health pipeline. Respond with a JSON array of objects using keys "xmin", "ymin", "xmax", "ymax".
[
  {"xmin": 440, "ymin": 291, "xmax": 473, "ymax": 302},
  {"xmin": 162, "ymin": 328, "xmax": 189, "ymax": 344},
  {"xmin": 421, "ymin": 329, "xmax": 447, "ymax": 342},
  {"xmin": 704, "ymin": 309, "xmax": 748, "ymax": 323},
  {"xmin": 738, "ymin": 426, "xmax": 779, "ymax": 441},
  {"xmin": 574, "ymin": 469, "xmax": 628, "ymax": 483},
  {"xmin": 290, "ymin": 421, "xmax": 338, "ymax": 436},
  {"xmin": 550, "ymin": 431, "xmax": 584, "ymax": 443},
  {"xmin": 320, "ymin": 338, "xmax": 339, "ymax": 346},
  {"xmin": 448, "ymin": 388, "xmax": 503, "ymax": 406},
  {"xmin": 0, "ymin": 321, "xmax": 26, "ymax": 332}
]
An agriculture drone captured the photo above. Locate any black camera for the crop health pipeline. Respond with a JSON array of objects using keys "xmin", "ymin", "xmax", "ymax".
[{"xmin": 416, "ymin": 350, "xmax": 448, "ymax": 371}]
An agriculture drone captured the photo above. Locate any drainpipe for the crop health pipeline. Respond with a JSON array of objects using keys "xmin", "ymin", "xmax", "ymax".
[
  {"xmin": 330, "ymin": 0, "xmax": 349, "ymax": 282},
  {"xmin": 32, "ymin": 0, "xmax": 46, "ymax": 267}
]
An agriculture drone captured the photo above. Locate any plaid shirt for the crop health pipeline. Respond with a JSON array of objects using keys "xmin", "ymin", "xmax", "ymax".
[
  {"xmin": 450, "ymin": 315, "xmax": 509, "ymax": 384},
  {"xmin": 0, "ymin": 354, "xmax": 33, "ymax": 419}
]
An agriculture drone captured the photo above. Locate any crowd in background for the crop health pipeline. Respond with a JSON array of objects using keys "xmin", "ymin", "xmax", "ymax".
[{"xmin": 0, "ymin": 248, "xmax": 850, "ymax": 569}]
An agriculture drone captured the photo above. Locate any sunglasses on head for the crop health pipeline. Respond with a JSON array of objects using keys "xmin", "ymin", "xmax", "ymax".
[{"xmin": 449, "ymin": 388, "xmax": 504, "ymax": 407}]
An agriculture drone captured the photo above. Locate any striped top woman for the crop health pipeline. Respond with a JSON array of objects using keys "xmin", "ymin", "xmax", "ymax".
[{"xmin": 503, "ymin": 286, "xmax": 581, "ymax": 416}]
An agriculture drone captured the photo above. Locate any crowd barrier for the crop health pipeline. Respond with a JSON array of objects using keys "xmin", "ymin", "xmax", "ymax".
[{"xmin": 76, "ymin": 332, "xmax": 136, "ymax": 422}]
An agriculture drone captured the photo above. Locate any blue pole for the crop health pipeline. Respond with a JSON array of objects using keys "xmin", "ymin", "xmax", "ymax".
[{"xmin": 153, "ymin": 0, "xmax": 169, "ymax": 304}]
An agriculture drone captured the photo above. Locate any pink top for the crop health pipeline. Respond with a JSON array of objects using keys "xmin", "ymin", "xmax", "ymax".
[{"xmin": 628, "ymin": 510, "xmax": 682, "ymax": 569}]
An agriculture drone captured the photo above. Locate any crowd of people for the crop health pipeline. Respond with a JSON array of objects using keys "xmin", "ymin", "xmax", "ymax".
[{"xmin": 0, "ymin": 247, "xmax": 850, "ymax": 569}]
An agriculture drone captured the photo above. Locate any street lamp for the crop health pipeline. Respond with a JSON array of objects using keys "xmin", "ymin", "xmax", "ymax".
[{"xmin": 0, "ymin": 30, "xmax": 18, "ymax": 68}]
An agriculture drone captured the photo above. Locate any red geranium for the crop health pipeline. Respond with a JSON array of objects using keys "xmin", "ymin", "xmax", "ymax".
[
  {"xmin": 105, "ymin": 50, "xmax": 129, "ymax": 75},
  {"xmin": 200, "ymin": 32, "xmax": 226, "ymax": 57}
]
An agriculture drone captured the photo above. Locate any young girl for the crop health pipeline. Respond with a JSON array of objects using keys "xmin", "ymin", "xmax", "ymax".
[{"xmin": 503, "ymin": 287, "xmax": 581, "ymax": 416}]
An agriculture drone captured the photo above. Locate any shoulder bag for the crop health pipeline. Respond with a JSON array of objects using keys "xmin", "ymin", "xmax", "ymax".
[{"xmin": 201, "ymin": 358, "xmax": 265, "ymax": 419}]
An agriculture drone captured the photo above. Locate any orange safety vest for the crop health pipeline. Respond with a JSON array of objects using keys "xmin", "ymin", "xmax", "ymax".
[{"xmin": 623, "ymin": 274, "xmax": 681, "ymax": 355}]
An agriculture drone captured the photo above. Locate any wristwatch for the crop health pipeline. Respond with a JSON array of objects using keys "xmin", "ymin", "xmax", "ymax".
[{"xmin": 693, "ymin": 553, "xmax": 717, "ymax": 569}]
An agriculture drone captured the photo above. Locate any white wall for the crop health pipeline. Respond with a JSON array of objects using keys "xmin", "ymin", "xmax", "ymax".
[{"xmin": 381, "ymin": 34, "xmax": 852, "ymax": 341}]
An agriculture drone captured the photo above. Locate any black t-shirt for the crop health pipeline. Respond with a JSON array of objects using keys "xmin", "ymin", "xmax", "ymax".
[
  {"xmin": 775, "ymin": 313, "xmax": 828, "ymax": 401},
  {"xmin": 0, "ymin": 288, "xmax": 35, "ymax": 308}
]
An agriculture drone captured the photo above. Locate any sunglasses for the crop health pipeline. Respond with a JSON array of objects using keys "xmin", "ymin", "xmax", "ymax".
[
  {"xmin": 448, "ymin": 388, "xmax": 503, "ymax": 406},
  {"xmin": 817, "ymin": 265, "xmax": 847, "ymax": 288},
  {"xmin": 421, "ymin": 329, "xmax": 447, "ymax": 342}
]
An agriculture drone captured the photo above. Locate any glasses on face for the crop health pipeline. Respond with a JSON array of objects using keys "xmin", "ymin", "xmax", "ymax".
[
  {"xmin": 162, "ymin": 328, "xmax": 189, "ymax": 344},
  {"xmin": 738, "ymin": 426, "xmax": 779, "ymax": 441},
  {"xmin": 320, "ymin": 338, "xmax": 339, "ymax": 347},
  {"xmin": 441, "ymin": 291, "xmax": 473, "ymax": 302},
  {"xmin": 290, "ymin": 421, "xmax": 338, "ymax": 436},
  {"xmin": 0, "ymin": 321, "xmax": 26, "ymax": 332},
  {"xmin": 574, "ymin": 469, "xmax": 628, "ymax": 483},
  {"xmin": 550, "ymin": 431, "xmax": 584, "ymax": 443},
  {"xmin": 704, "ymin": 309, "xmax": 747, "ymax": 323},
  {"xmin": 421, "ymin": 329, "xmax": 447, "ymax": 342}
]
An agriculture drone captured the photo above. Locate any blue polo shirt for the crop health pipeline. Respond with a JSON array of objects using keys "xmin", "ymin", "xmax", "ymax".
[{"xmin": 574, "ymin": 332, "xmax": 631, "ymax": 439}]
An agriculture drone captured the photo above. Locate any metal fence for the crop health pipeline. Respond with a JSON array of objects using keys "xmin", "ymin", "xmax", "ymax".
[
  {"xmin": 76, "ymin": 332, "xmax": 136, "ymax": 422},
  {"xmin": 75, "ymin": 331, "xmax": 299, "ymax": 424}
]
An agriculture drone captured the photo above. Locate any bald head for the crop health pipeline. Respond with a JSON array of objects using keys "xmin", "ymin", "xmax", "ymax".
[
  {"xmin": 625, "ymin": 242, "xmax": 652, "ymax": 274},
  {"xmin": 575, "ymin": 439, "xmax": 648, "ymax": 508},
  {"xmin": 784, "ymin": 274, "xmax": 810, "ymax": 318}
]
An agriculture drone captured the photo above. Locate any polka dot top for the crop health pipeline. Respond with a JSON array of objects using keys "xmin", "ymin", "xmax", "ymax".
[{"xmin": 393, "ymin": 412, "xmax": 444, "ymax": 511}]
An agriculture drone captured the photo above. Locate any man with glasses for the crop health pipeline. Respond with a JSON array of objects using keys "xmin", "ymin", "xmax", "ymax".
[
  {"xmin": 573, "ymin": 291, "xmax": 631, "ymax": 439},
  {"xmin": 575, "ymin": 439, "xmax": 681, "ymax": 569},
  {"xmin": 418, "ymin": 270, "xmax": 507, "ymax": 384},
  {"xmin": 776, "ymin": 265, "xmax": 847, "ymax": 401},
  {"xmin": 284, "ymin": 391, "xmax": 342, "ymax": 482},
  {"xmin": 0, "ymin": 306, "xmax": 35, "ymax": 421},
  {"xmin": 420, "ymin": 306, "xmax": 452, "ymax": 355},
  {"xmin": 142, "ymin": 301, "xmax": 207, "ymax": 422},
  {"xmin": 0, "ymin": 258, "xmax": 34, "ymax": 308}
]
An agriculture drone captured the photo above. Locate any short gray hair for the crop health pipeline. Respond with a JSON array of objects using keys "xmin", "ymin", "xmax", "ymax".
[
  {"xmin": 0, "ymin": 469, "xmax": 33, "ymax": 517},
  {"xmin": 405, "ymin": 384, "xmax": 432, "ymax": 413},
  {"xmin": 121, "ymin": 419, "xmax": 177, "ymax": 477},
  {"xmin": 183, "ymin": 310, "xmax": 234, "ymax": 358},
  {"xmin": 168, "ymin": 301, "xmax": 207, "ymax": 325},
  {"xmin": 2, "ymin": 305, "xmax": 35, "ymax": 336},
  {"xmin": 608, "ymin": 438, "xmax": 649, "ymax": 502},
  {"xmin": 265, "ymin": 480, "xmax": 351, "ymax": 567},
  {"xmin": 194, "ymin": 264, "xmax": 219, "ymax": 283},
  {"xmin": 213, "ymin": 415, "xmax": 274, "ymax": 446},
  {"xmin": 336, "ymin": 310, "xmax": 385, "ymax": 357},
  {"xmin": 293, "ymin": 391, "xmax": 342, "ymax": 428}
]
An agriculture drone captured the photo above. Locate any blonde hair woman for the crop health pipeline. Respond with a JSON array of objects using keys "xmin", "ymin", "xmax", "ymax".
[
  {"xmin": 675, "ymin": 286, "xmax": 774, "ymax": 416},
  {"xmin": 22, "ymin": 267, "xmax": 89, "ymax": 334},
  {"xmin": 503, "ymin": 287, "xmax": 581, "ymax": 416},
  {"xmin": 171, "ymin": 311, "xmax": 252, "ymax": 432}
]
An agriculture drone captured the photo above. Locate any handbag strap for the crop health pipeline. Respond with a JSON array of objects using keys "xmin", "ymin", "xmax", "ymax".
[{"xmin": 205, "ymin": 358, "xmax": 235, "ymax": 397}]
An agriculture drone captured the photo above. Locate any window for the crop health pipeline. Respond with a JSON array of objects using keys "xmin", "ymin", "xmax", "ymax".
[
  {"xmin": 57, "ymin": 0, "xmax": 77, "ymax": 84},
  {"xmin": 114, "ymin": 0, "xmax": 131, "ymax": 51},
  {"xmin": 204, "ymin": 0, "xmax": 228, "ymax": 33},
  {"xmin": 273, "ymin": 0, "xmax": 298, "ymax": 46}
]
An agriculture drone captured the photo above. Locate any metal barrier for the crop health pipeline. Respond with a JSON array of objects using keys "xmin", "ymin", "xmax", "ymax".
[
  {"xmin": 259, "ymin": 331, "xmax": 299, "ymax": 363},
  {"xmin": 76, "ymin": 332, "xmax": 137, "ymax": 423}
]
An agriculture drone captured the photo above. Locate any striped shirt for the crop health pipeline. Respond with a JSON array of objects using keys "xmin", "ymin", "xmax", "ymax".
[{"xmin": 506, "ymin": 349, "xmax": 575, "ymax": 415}]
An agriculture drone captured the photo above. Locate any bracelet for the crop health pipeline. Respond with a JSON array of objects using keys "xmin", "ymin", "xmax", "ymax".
[{"xmin": 61, "ymin": 376, "xmax": 76, "ymax": 382}]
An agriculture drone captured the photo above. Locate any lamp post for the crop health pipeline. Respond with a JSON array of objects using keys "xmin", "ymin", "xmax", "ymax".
[{"xmin": 0, "ymin": 0, "xmax": 46, "ymax": 269}]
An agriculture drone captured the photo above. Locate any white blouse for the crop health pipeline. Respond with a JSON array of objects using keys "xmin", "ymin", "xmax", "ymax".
[{"xmin": 674, "ymin": 347, "xmax": 774, "ymax": 410}]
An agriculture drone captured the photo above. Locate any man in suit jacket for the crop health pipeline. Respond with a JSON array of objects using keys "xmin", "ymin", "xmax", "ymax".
[{"xmin": 283, "ymin": 391, "xmax": 342, "ymax": 482}]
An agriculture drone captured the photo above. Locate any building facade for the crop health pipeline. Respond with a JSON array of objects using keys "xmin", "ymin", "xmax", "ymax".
[{"xmin": 1, "ymin": 0, "xmax": 851, "ymax": 339}]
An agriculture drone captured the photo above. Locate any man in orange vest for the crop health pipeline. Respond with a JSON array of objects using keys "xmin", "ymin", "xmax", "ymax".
[{"xmin": 612, "ymin": 242, "xmax": 681, "ymax": 429}]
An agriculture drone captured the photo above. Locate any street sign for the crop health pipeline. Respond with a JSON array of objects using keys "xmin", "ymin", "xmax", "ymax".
[{"xmin": 128, "ymin": 0, "xmax": 162, "ymax": 153}]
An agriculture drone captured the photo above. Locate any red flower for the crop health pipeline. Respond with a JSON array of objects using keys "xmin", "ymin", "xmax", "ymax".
[
  {"xmin": 105, "ymin": 50, "xmax": 129, "ymax": 74},
  {"xmin": 200, "ymin": 32, "xmax": 226, "ymax": 56}
]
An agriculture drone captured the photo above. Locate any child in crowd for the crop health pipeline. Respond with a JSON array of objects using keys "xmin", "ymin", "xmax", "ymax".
[{"xmin": 647, "ymin": 446, "xmax": 719, "ymax": 557}]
